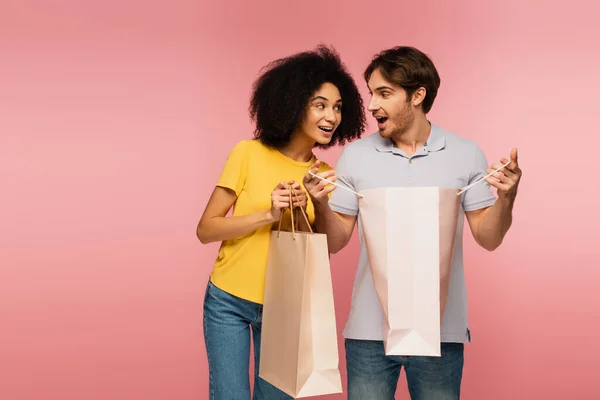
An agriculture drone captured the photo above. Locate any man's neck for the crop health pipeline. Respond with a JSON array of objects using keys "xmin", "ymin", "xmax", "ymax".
[{"xmin": 391, "ymin": 117, "xmax": 431, "ymax": 157}]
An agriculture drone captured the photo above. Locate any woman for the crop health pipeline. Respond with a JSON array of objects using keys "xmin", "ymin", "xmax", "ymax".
[{"xmin": 197, "ymin": 45, "xmax": 366, "ymax": 399}]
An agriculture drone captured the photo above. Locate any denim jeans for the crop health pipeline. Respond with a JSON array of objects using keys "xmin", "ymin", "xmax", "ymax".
[
  {"xmin": 203, "ymin": 280, "xmax": 292, "ymax": 400},
  {"xmin": 345, "ymin": 338, "xmax": 464, "ymax": 400}
]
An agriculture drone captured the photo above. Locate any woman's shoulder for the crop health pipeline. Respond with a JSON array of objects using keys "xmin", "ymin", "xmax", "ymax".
[
  {"xmin": 230, "ymin": 138, "xmax": 263, "ymax": 150},
  {"xmin": 226, "ymin": 139, "xmax": 272, "ymax": 157},
  {"xmin": 316, "ymin": 159, "xmax": 333, "ymax": 172}
]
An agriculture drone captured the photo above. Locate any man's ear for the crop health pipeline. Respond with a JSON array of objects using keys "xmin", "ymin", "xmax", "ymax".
[{"xmin": 412, "ymin": 87, "xmax": 427, "ymax": 107}]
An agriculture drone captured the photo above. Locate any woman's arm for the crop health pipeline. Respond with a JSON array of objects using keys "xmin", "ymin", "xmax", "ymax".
[{"xmin": 196, "ymin": 182, "xmax": 307, "ymax": 244}]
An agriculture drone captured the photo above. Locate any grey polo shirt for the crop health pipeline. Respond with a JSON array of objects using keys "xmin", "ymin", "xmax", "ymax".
[{"xmin": 329, "ymin": 123, "xmax": 496, "ymax": 343}]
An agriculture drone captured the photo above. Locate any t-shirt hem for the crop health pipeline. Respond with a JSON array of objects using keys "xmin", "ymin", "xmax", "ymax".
[
  {"xmin": 209, "ymin": 275, "xmax": 264, "ymax": 305},
  {"xmin": 330, "ymin": 203, "xmax": 358, "ymax": 216},
  {"xmin": 463, "ymin": 197, "xmax": 496, "ymax": 212},
  {"xmin": 215, "ymin": 182, "xmax": 241, "ymax": 196}
]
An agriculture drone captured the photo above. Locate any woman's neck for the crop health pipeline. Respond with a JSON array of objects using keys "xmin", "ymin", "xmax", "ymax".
[{"xmin": 278, "ymin": 133, "xmax": 315, "ymax": 162}]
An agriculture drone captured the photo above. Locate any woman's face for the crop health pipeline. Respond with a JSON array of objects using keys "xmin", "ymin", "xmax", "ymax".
[{"xmin": 297, "ymin": 82, "xmax": 342, "ymax": 145}]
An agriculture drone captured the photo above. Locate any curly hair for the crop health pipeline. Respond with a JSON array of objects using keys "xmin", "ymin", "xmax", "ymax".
[{"xmin": 249, "ymin": 45, "xmax": 366, "ymax": 149}]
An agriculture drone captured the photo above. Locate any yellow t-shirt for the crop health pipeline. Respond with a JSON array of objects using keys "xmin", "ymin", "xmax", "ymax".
[{"xmin": 209, "ymin": 139, "xmax": 332, "ymax": 304}]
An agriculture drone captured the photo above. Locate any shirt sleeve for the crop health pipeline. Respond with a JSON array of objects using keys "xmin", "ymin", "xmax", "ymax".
[
  {"xmin": 462, "ymin": 143, "xmax": 496, "ymax": 211},
  {"xmin": 216, "ymin": 141, "xmax": 249, "ymax": 196},
  {"xmin": 329, "ymin": 146, "xmax": 359, "ymax": 216}
]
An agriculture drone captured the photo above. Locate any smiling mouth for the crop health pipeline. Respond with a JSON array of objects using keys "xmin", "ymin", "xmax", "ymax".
[
  {"xmin": 375, "ymin": 117, "xmax": 388, "ymax": 124},
  {"xmin": 318, "ymin": 126, "xmax": 334, "ymax": 133}
]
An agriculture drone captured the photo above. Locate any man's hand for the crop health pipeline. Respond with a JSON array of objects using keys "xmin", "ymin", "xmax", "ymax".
[
  {"xmin": 485, "ymin": 148, "xmax": 522, "ymax": 200},
  {"xmin": 466, "ymin": 148, "xmax": 522, "ymax": 251}
]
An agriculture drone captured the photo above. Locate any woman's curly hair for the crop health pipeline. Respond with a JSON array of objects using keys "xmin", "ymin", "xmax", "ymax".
[{"xmin": 249, "ymin": 45, "xmax": 366, "ymax": 149}]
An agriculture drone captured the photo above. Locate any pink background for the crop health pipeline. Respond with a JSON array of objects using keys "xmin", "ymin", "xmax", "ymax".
[{"xmin": 1, "ymin": 0, "xmax": 598, "ymax": 399}]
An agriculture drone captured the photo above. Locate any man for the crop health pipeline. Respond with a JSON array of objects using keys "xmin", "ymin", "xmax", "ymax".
[{"xmin": 303, "ymin": 46, "xmax": 522, "ymax": 399}]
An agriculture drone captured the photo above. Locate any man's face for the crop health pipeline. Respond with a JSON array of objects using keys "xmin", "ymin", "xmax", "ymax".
[{"xmin": 366, "ymin": 68, "xmax": 414, "ymax": 139}]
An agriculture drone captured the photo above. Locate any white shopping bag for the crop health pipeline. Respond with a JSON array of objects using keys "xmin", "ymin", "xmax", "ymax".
[{"xmin": 358, "ymin": 187, "xmax": 461, "ymax": 357}]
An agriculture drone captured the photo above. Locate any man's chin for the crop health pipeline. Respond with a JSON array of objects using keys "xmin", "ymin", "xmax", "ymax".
[{"xmin": 378, "ymin": 128, "xmax": 392, "ymax": 138}]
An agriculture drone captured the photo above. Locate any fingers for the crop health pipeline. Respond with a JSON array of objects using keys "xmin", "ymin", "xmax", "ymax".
[
  {"xmin": 273, "ymin": 181, "xmax": 299, "ymax": 197},
  {"xmin": 318, "ymin": 178, "xmax": 337, "ymax": 194},
  {"xmin": 304, "ymin": 166, "xmax": 335, "ymax": 184},
  {"xmin": 490, "ymin": 159, "xmax": 521, "ymax": 180},
  {"xmin": 289, "ymin": 181, "xmax": 303, "ymax": 192},
  {"xmin": 271, "ymin": 193, "xmax": 290, "ymax": 209},
  {"xmin": 304, "ymin": 161, "xmax": 322, "ymax": 181},
  {"xmin": 272, "ymin": 200, "xmax": 289, "ymax": 210},
  {"xmin": 486, "ymin": 166, "xmax": 512, "ymax": 183},
  {"xmin": 276, "ymin": 167, "xmax": 339, "ymax": 208},
  {"xmin": 510, "ymin": 148, "xmax": 518, "ymax": 167},
  {"xmin": 485, "ymin": 176, "xmax": 511, "ymax": 192},
  {"xmin": 291, "ymin": 191, "xmax": 307, "ymax": 203},
  {"xmin": 496, "ymin": 147, "xmax": 520, "ymax": 175},
  {"xmin": 273, "ymin": 181, "xmax": 289, "ymax": 190},
  {"xmin": 317, "ymin": 170, "xmax": 337, "ymax": 179},
  {"xmin": 272, "ymin": 190, "xmax": 291, "ymax": 201},
  {"xmin": 287, "ymin": 181, "xmax": 306, "ymax": 197},
  {"xmin": 321, "ymin": 183, "xmax": 337, "ymax": 195},
  {"xmin": 292, "ymin": 200, "xmax": 307, "ymax": 208},
  {"xmin": 486, "ymin": 151, "xmax": 522, "ymax": 195},
  {"xmin": 272, "ymin": 181, "xmax": 292, "ymax": 210},
  {"xmin": 291, "ymin": 191, "xmax": 308, "ymax": 208},
  {"xmin": 309, "ymin": 160, "xmax": 322, "ymax": 172},
  {"xmin": 272, "ymin": 180, "xmax": 309, "ymax": 209},
  {"xmin": 304, "ymin": 169, "xmax": 337, "ymax": 188},
  {"xmin": 290, "ymin": 189, "xmax": 307, "ymax": 208}
]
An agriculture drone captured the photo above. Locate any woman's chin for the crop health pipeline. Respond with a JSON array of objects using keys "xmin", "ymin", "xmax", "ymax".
[{"xmin": 315, "ymin": 134, "xmax": 334, "ymax": 145}]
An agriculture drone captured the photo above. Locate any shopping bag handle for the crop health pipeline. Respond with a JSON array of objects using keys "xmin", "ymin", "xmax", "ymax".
[{"xmin": 276, "ymin": 186, "xmax": 313, "ymax": 239}]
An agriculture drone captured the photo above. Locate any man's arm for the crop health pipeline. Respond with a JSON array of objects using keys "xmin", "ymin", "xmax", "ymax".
[{"xmin": 466, "ymin": 148, "xmax": 522, "ymax": 251}]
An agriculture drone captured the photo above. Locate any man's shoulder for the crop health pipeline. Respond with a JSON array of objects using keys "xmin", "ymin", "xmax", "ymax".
[
  {"xmin": 434, "ymin": 125, "xmax": 480, "ymax": 153},
  {"xmin": 342, "ymin": 132, "xmax": 381, "ymax": 153}
]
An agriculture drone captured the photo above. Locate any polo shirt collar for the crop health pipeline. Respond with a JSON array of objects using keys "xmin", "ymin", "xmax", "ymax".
[{"xmin": 374, "ymin": 122, "xmax": 446, "ymax": 153}]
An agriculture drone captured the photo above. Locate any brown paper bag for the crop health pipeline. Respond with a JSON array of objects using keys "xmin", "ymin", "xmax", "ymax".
[
  {"xmin": 358, "ymin": 187, "xmax": 461, "ymax": 356},
  {"xmin": 259, "ymin": 188, "xmax": 342, "ymax": 398}
]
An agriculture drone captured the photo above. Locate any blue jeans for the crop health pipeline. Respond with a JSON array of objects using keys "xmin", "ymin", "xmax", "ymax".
[
  {"xmin": 203, "ymin": 280, "xmax": 292, "ymax": 400},
  {"xmin": 345, "ymin": 339, "xmax": 464, "ymax": 400}
]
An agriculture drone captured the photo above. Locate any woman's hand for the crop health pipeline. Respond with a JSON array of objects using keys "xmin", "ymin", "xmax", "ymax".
[{"xmin": 268, "ymin": 181, "xmax": 307, "ymax": 222}]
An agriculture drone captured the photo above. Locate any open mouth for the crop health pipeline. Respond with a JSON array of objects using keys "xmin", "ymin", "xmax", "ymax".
[
  {"xmin": 375, "ymin": 117, "xmax": 388, "ymax": 124},
  {"xmin": 318, "ymin": 126, "xmax": 334, "ymax": 133}
]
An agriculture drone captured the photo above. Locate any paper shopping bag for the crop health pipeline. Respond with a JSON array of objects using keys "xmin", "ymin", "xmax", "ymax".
[
  {"xmin": 259, "ymin": 191, "xmax": 342, "ymax": 398},
  {"xmin": 358, "ymin": 187, "xmax": 461, "ymax": 357}
]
